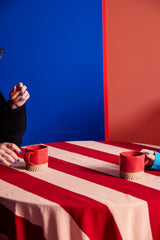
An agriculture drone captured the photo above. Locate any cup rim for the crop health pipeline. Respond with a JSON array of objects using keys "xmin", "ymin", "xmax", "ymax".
[
  {"xmin": 25, "ymin": 144, "xmax": 47, "ymax": 151},
  {"xmin": 120, "ymin": 150, "xmax": 144, "ymax": 158}
]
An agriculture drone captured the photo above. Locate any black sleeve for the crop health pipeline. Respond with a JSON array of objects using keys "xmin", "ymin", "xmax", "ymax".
[{"xmin": 0, "ymin": 93, "xmax": 27, "ymax": 147}]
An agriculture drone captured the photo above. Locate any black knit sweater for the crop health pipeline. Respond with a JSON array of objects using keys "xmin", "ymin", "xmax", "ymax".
[{"xmin": 0, "ymin": 92, "xmax": 26, "ymax": 147}]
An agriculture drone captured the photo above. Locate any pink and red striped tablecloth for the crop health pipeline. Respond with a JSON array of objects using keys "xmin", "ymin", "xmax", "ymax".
[{"xmin": 1, "ymin": 141, "xmax": 160, "ymax": 240}]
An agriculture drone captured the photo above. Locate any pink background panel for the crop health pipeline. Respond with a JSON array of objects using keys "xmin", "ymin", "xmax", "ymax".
[{"xmin": 107, "ymin": 0, "xmax": 160, "ymax": 145}]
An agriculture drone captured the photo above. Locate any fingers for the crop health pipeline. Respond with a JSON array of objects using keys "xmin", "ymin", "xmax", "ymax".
[
  {"xmin": 0, "ymin": 142, "xmax": 22, "ymax": 167},
  {"xmin": 14, "ymin": 90, "xmax": 30, "ymax": 107},
  {"xmin": 9, "ymin": 86, "xmax": 16, "ymax": 96},
  {"xmin": 20, "ymin": 88, "xmax": 29, "ymax": 101},
  {"xmin": 145, "ymin": 152, "xmax": 155, "ymax": 166},
  {"xmin": 17, "ymin": 82, "xmax": 23, "ymax": 90},
  {"xmin": 147, "ymin": 158, "xmax": 155, "ymax": 166},
  {"xmin": 3, "ymin": 142, "xmax": 22, "ymax": 153},
  {"xmin": 0, "ymin": 149, "xmax": 16, "ymax": 166},
  {"xmin": 140, "ymin": 149, "xmax": 154, "ymax": 155},
  {"xmin": 12, "ymin": 82, "xmax": 23, "ymax": 91},
  {"xmin": 141, "ymin": 149, "xmax": 155, "ymax": 167},
  {"xmin": 10, "ymin": 84, "xmax": 27, "ymax": 100},
  {"xmin": 9, "ymin": 82, "xmax": 30, "ymax": 108},
  {"xmin": 20, "ymin": 85, "xmax": 27, "ymax": 94},
  {"xmin": 11, "ymin": 86, "xmax": 28, "ymax": 102},
  {"xmin": 0, "ymin": 156, "xmax": 12, "ymax": 167},
  {"xmin": 10, "ymin": 82, "xmax": 23, "ymax": 95}
]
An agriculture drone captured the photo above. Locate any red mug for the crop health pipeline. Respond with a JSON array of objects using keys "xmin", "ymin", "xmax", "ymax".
[
  {"xmin": 120, "ymin": 151, "xmax": 148, "ymax": 180},
  {"xmin": 24, "ymin": 144, "xmax": 48, "ymax": 171}
]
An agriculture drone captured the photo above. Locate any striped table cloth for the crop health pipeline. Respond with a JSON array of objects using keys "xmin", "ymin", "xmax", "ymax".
[{"xmin": 0, "ymin": 141, "xmax": 160, "ymax": 240}]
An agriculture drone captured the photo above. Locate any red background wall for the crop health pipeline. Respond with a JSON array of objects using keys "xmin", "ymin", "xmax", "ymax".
[{"xmin": 107, "ymin": 0, "xmax": 160, "ymax": 145}]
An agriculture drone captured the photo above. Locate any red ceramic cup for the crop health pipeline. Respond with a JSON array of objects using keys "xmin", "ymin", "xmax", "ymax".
[
  {"xmin": 120, "ymin": 151, "xmax": 148, "ymax": 180},
  {"xmin": 24, "ymin": 144, "xmax": 48, "ymax": 171}
]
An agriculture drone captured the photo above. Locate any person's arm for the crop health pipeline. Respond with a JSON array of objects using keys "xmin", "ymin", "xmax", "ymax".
[
  {"xmin": 0, "ymin": 101, "xmax": 26, "ymax": 146},
  {"xmin": 0, "ymin": 82, "xmax": 30, "ymax": 147},
  {"xmin": 148, "ymin": 151, "xmax": 160, "ymax": 170}
]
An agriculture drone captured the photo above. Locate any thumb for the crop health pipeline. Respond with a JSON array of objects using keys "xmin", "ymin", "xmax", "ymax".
[
  {"xmin": 146, "ymin": 151, "xmax": 155, "ymax": 161},
  {"xmin": 10, "ymin": 86, "xmax": 16, "ymax": 95}
]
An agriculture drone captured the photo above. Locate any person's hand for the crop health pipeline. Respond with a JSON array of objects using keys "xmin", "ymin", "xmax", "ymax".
[
  {"xmin": 0, "ymin": 142, "xmax": 22, "ymax": 167},
  {"xmin": 9, "ymin": 82, "xmax": 30, "ymax": 109},
  {"xmin": 140, "ymin": 149, "xmax": 155, "ymax": 167}
]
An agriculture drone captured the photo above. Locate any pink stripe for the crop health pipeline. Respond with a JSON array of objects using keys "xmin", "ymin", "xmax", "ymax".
[
  {"xmin": 0, "ymin": 165, "xmax": 122, "ymax": 240},
  {"xmin": 47, "ymin": 141, "xmax": 160, "ymax": 177},
  {"xmin": 0, "ymin": 203, "xmax": 45, "ymax": 240},
  {"xmin": 45, "ymin": 142, "xmax": 160, "ymax": 240},
  {"xmin": 47, "ymin": 155, "xmax": 160, "ymax": 201},
  {"xmin": 46, "ymin": 142, "xmax": 120, "ymax": 164},
  {"xmin": 98, "ymin": 141, "xmax": 160, "ymax": 177},
  {"xmin": 20, "ymin": 141, "xmax": 160, "ymax": 239},
  {"xmin": 98, "ymin": 140, "xmax": 160, "ymax": 152},
  {"xmin": 46, "ymin": 141, "xmax": 160, "ymax": 177}
]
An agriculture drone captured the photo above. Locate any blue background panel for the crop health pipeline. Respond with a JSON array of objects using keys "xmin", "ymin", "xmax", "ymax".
[{"xmin": 0, "ymin": 0, "xmax": 104, "ymax": 145}]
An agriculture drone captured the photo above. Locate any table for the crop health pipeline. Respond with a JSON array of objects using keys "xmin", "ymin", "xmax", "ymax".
[{"xmin": 0, "ymin": 140, "xmax": 160, "ymax": 240}]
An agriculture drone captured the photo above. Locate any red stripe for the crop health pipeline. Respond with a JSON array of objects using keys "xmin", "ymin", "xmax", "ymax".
[
  {"xmin": 46, "ymin": 141, "xmax": 160, "ymax": 177},
  {"xmin": 0, "ymin": 203, "xmax": 45, "ymax": 240},
  {"xmin": 21, "ymin": 142, "xmax": 160, "ymax": 202},
  {"xmin": 47, "ymin": 154, "xmax": 160, "ymax": 202},
  {"xmin": 47, "ymin": 141, "xmax": 160, "ymax": 177},
  {"xmin": 102, "ymin": 0, "xmax": 109, "ymax": 141},
  {"xmin": 20, "ymin": 141, "xmax": 160, "ymax": 239},
  {"xmin": 46, "ymin": 141, "xmax": 120, "ymax": 164},
  {"xmin": 46, "ymin": 142, "xmax": 160, "ymax": 197},
  {"xmin": 0, "ymin": 165, "xmax": 122, "ymax": 240},
  {"xmin": 98, "ymin": 141, "xmax": 160, "ymax": 177},
  {"xmin": 98, "ymin": 140, "xmax": 160, "ymax": 152},
  {"xmin": 48, "ymin": 156, "xmax": 160, "ymax": 240},
  {"xmin": 46, "ymin": 143, "xmax": 160, "ymax": 240}
]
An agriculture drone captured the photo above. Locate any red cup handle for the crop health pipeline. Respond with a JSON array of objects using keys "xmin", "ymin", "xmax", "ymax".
[
  {"xmin": 24, "ymin": 152, "xmax": 34, "ymax": 165},
  {"xmin": 144, "ymin": 158, "xmax": 149, "ymax": 165}
]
